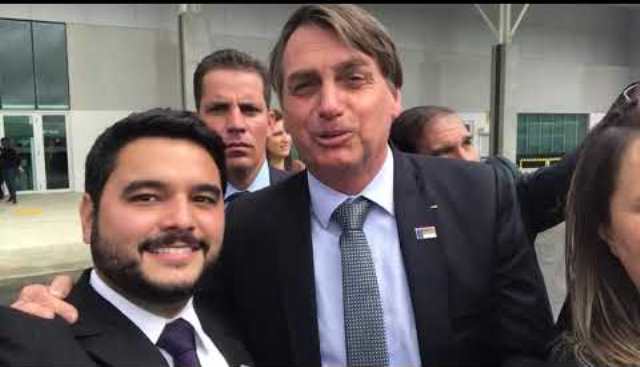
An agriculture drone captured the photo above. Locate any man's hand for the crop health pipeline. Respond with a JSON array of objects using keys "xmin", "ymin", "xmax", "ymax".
[{"xmin": 10, "ymin": 274, "xmax": 78, "ymax": 324}]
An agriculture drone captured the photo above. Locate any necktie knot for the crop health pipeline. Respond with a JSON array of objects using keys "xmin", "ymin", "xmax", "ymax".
[
  {"xmin": 332, "ymin": 197, "xmax": 372, "ymax": 231},
  {"xmin": 157, "ymin": 318, "xmax": 201, "ymax": 367}
]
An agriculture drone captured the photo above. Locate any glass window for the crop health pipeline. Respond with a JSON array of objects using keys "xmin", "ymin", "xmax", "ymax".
[
  {"xmin": 517, "ymin": 113, "xmax": 588, "ymax": 165},
  {"xmin": 33, "ymin": 22, "xmax": 69, "ymax": 109},
  {"xmin": 0, "ymin": 19, "xmax": 36, "ymax": 109},
  {"xmin": 42, "ymin": 115, "xmax": 69, "ymax": 189}
]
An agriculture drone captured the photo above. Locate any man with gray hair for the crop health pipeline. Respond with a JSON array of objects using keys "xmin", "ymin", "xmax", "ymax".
[{"xmin": 208, "ymin": 4, "xmax": 553, "ymax": 366}]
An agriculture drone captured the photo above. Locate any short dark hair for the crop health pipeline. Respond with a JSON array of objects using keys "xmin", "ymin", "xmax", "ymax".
[
  {"xmin": 85, "ymin": 108, "xmax": 226, "ymax": 207},
  {"xmin": 193, "ymin": 48, "xmax": 271, "ymax": 111},
  {"xmin": 390, "ymin": 105, "xmax": 455, "ymax": 153},
  {"xmin": 269, "ymin": 4, "xmax": 402, "ymax": 100}
]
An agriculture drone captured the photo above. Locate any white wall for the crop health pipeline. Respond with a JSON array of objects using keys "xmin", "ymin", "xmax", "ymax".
[
  {"xmin": 68, "ymin": 110, "xmax": 131, "ymax": 191},
  {"xmin": 0, "ymin": 4, "xmax": 176, "ymax": 30}
]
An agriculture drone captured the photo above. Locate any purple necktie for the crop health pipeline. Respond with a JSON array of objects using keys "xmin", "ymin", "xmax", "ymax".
[{"xmin": 157, "ymin": 318, "xmax": 202, "ymax": 367}]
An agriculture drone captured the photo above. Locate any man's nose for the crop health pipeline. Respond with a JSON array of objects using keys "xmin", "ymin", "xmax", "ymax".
[
  {"xmin": 159, "ymin": 197, "xmax": 196, "ymax": 231},
  {"xmin": 317, "ymin": 82, "xmax": 344, "ymax": 121},
  {"xmin": 226, "ymin": 106, "xmax": 247, "ymax": 133}
]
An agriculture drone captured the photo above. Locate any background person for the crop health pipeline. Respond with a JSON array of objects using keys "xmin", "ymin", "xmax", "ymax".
[
  {"xmin": 267, "ymin": 108, "xmax": 305, "ymax": 173},
  {"xmin": 194, "ymin": 48, "xmax": 291, "ymax": 204},
  {"xmin": 0, "ymin": 137, "xmax": 21, "ymax": 204},
  {"xmin": 390, "ymin": 105, "xmax": 577, "ymax": 244}
]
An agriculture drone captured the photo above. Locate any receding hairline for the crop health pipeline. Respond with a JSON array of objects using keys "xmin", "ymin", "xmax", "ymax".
[{"xmin": 280, "ymin": 24, "xmax": 399, "ymax": 95}]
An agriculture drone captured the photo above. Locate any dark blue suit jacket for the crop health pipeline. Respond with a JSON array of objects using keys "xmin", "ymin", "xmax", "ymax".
[{"xmin": 201, "ymin": 149, "xmax": 553, "ymax": 367}]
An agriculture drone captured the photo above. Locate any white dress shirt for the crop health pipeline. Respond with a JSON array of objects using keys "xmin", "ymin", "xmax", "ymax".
[
  {"xmin": 90, "ymin": 270, "xmax": 229, "ymax": 367},
  {"xmin": 225, "ymin": 159, "xmax": 271, "ymax": 199},
  {"xmin": 308, "ymin": 146, "xmax": 422, "ymax": 367}
]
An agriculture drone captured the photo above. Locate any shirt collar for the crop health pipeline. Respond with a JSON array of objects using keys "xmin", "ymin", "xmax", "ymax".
[
  {"xmin": 225, "ymin": 159, "xmax": 271, "ymax": 198},
  {"xmin": 308, "ymin": 146, "xmax": 395, "ymax": 229},
  {"xmin": 89, "ymin": 270, "xmax": 209, "ymax": 348}
]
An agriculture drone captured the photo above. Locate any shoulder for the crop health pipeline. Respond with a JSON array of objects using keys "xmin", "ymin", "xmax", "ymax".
[
  {"xmin": 269, "ymin": 165, "xmax": 294, "ymax": 185},
  {"xmin": 0, "ymin": 306, "xmax": 94, "ymax": 366},
  {"xmin": 396, "ymin": 150, "xmax": 498, "ymax": 192}
]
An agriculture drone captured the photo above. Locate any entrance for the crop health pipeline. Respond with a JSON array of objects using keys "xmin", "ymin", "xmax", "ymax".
[{"xmin": 0, "ymin": 113, "xmax": 70, "ymax": 192}]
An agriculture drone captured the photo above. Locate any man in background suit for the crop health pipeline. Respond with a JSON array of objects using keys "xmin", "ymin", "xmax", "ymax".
[
  {"xmin": 389, "ymin": 105, "xmax": 578, "ymax": 244},
  {"xmin": 12, "ymin": 5, "xmax": 552, "ymax": 366},
  {"xmin": 6, "ymin": 109, "xmax": 251, "ymax": 367},
  {"xmin": 194, "ymin": 49, "xmax": 291, "ymax": 203}
]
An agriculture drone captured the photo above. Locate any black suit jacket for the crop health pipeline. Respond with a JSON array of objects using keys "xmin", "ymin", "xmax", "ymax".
[
  {"xmin": 202, "ymin": 149, "xmax": 553, "ymax": 367},
  {"xmin": 0, "ymin": 306, "xmax": 97, "ymax": 367},
  {"xmin": 268, "ymin": 165, "xmax": 293, "ymax": 185},
  {"xmin": 486, "ymin": 152, "xmax": 577, "ymax": 244},
  {"xmin": 66, "ymin": 270, "xmax": 251, "ymax": 367}
]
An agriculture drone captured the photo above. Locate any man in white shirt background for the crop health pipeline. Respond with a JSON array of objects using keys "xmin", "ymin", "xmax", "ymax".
[{"xmin": 193, "ymin": 48, "xmax": 291, "ymax": 204}]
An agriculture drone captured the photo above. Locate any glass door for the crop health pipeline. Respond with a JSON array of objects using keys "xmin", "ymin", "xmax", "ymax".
[
  {"xmin": 1, "ymin": 113, "xmax": 70, "ymax": 192},
  {"xmin": 42, "ymin": 115, "xmax": 69, "ymax": 189},
  {"xmin": 2, "ymin": 115, "xmax": 38, "ymax": 191}
]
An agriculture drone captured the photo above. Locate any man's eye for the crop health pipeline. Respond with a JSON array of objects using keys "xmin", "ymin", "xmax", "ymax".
[
  {"xmin": 290, "ymin": 81, "xmax": 315, "ymax": 95},
  {"xmin": 193, "ymin": 195, "xmax": 217, "ymax": 205},
  {"xmin": 240, "ymin": 106, "xmax": 261, "ymax": 117},
  {"xmin": 130, "ymin": 193, "xmax": 158, "ymax": 203},
  {"xmin": 207, "ymin": 105, "xmax": 228, "ymax": 114},
  {"xmin": 343, "ymin": 72, "xmax": 370, "ymax": 88}
]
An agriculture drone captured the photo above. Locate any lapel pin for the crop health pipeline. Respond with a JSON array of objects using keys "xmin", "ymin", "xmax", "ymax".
[{"xmin": 415, "ymin": 226, "xmax": 437, "ymax": 240}]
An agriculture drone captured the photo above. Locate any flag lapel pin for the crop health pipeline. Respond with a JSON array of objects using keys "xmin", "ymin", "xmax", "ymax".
[{"xmin": 415, "ymin": 226, "xmax": 437, "ymax": 240}]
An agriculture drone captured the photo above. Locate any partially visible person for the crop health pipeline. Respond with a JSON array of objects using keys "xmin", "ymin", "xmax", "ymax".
[
  {"xmin": 0, "ymin": 137, "xmax": 21, "ymax": 204},
  {"xmin": 267, "ymin": 108, "xmax": 306, "ymax": 173},
  {"xmin": 551, "ymin": 120, "xmax": 640, "ymax": 365},
  {"xmin": 6, "ymin": 109, "xmax": 251, "ymax": 367},
  {"xmin": 550, "ymin": 81, "xmax": 640, "ymax": 366},
  {"xmin": 391, "ymin": 105, "xmax": 577, "ymax": 243},
  {"xmin": 194, "ymin": 49, "xmax": 291, "ymax": 203},
  {"xmin": 391, "ymin": 106, "xmax": 479, "ymax": 161}
]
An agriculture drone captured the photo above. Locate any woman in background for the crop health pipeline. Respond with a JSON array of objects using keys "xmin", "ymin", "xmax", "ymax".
[
  {"xmin": 267, "ymin": 109, "xmax": 305, "ymax": 173},
  {"xmin": 553, "ymin": 82, "xmax": 640, "ymax": 366}
]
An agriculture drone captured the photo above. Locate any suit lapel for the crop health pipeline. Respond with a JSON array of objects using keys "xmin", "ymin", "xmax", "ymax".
[
  {"xmin": 393, "ymin": 151, "xmax": 452, "ymax": 366},
  {"xmin": 194, "ymin": 296, "xmax": 252, "ymax": 367},
  {"xmin": 68, "ymin": 270, "xmax": 169, "ymax": 367},
  {"xmin": 274, "ymin": 173, "xmax": 321, "ymax": 367}
]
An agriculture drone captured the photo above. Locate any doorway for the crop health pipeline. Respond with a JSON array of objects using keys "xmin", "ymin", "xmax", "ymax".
[{"xmin": 0, "ymin": 113, "xmax": 71, "ymax": 192}]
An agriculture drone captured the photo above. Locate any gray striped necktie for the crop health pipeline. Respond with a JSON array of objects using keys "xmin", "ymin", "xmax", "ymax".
[{"xmin": 332, "ymin": 197, "xmax": 389, "ymax": 367}]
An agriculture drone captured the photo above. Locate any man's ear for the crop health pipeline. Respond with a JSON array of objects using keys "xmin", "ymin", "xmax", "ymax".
[
  {"xmin": 390, "ymin": 88, "xmax": 402, "ymax": 121},
  {"xmin": 79, "ymin": 193, "xmax": 95, "ymax": 245}
]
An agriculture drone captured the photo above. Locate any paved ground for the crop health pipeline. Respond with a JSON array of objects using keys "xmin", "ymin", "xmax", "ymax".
[
  {"xmin": 0, "ymin": 192, "xmax": 567, "ymax": 321},
  {"xmin": 0, "ymin": 192, "xmax": 91, "ymax": 304}
]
